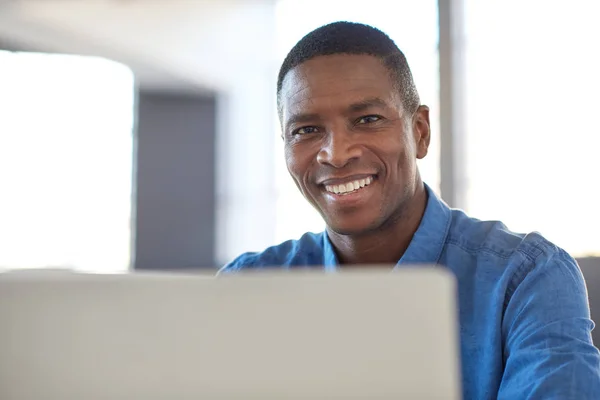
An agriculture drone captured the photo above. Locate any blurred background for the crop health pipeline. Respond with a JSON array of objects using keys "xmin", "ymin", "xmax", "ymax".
[{"xmin": 0, "ymin": 0, "xmax": 598, "ymax": 275}]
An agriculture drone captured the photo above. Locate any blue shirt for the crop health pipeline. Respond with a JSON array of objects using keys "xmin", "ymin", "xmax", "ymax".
[{"xmin": 221, "ymin": 185, "xmax": 600, "ymax": 399}]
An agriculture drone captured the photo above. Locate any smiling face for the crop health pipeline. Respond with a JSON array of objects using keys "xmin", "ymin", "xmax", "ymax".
[{"xmin": 279, "ymin": 54, "xmax": 431, "ymax": 236}]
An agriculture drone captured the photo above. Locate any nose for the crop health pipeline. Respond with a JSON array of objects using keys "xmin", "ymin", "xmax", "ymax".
[{"xmin": 316, "ymin": 128, "xmax": 362, "ymax": 168}]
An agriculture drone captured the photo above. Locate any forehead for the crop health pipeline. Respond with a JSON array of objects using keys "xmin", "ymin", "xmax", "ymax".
[{"xmin": 280, "ymin": 54, "xmax": 399, "ymax": 120}]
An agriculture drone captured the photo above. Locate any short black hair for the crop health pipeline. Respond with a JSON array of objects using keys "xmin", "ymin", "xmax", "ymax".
[{"xmin": 276, "ymin": 21, "xmax": 420, "ymax": 116}]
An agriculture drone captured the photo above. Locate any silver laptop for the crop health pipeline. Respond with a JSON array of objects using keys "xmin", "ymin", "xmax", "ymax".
[{"xmin": 0, "ymin": 268, "xmax": 461, "ymax": 399}]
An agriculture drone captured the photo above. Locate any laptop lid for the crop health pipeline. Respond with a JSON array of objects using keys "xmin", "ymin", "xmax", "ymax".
[{"xmin": 0, "ymin": 268, "xmax": 461, "ymax": 399}]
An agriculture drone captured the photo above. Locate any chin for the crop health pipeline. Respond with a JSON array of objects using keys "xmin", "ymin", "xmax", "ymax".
[{"xmin": 324, "ymin": 216, "xmax": 382, "ymax": 237}]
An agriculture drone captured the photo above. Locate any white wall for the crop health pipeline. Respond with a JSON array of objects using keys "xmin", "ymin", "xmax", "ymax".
[{"xmin": 0, "ymin": 0, "xmax": 282, "ymax": 265}]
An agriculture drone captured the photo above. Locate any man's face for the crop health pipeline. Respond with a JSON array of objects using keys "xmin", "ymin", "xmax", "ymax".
[{"xmin": 280, "ymin": 54, "xmax": 430, "ymax": 236}]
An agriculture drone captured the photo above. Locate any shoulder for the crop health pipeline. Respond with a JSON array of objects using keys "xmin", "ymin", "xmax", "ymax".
[
  {"xmin": 448, "ymin": 208, "xmax": 566, "ymax": 260},
  {"xmin": 446, "ymin": 209, "xmax": 581, "ymax": 291},
  {"xmin": 218, "ymin": 231, "xmax": 325, "ymax": 274}
]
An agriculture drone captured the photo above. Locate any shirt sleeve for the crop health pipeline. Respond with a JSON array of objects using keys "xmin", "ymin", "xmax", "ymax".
[
  {"xmin": 499, "ymin": 249, "xmax": 600, "ymax": 399},
  {"xmin": 216, "ymin": 254, "xmax": 253, "ymax": 275}
]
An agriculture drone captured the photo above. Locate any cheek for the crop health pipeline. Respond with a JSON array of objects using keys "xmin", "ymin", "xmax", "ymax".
[
  {"xmin": 284, "ymin": 143, "xmax": 310, "ymax": 184},
  {"xmin": 284, "ymin": 144, "xmax": 320, "ymax": 204},
  {"xmin": 284, "ymin": 145, "xmax": 295, "ymax": 174},
  {"xmin": 381, "ymin": 135, "xmax": 416, "ymax": 179}
]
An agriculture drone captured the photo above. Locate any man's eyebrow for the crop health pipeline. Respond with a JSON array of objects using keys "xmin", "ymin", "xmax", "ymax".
[
  {"xmin": 347, "ymin": 97, "xmax": 389, "ymax": 113},
  {"xmin": 285, "ymin": 113, "xmax": 321, "ymax": 130}
]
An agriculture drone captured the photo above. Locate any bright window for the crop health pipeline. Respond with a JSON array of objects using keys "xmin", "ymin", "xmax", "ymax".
[
  {"xmin": 274, "ymin": 0, "xmax": 440, "ymax": 243},
  {"xmin": 0, "ymin": 51, "xmax": 134, "ymax": 272},
  {"xmin": 463, "ymin": 0, "xmax": 600, "ymax": 257}
]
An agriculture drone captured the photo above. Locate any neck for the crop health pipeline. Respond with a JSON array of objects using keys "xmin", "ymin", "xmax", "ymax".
[{"xmin": 326, "ymin": 183, "xmax": 428, "ymax": 266}]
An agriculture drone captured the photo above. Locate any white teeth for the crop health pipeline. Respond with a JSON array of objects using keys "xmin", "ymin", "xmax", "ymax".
[{"xmin": 325, "ymin": 176, "xmax": 374, "ymax": 195}]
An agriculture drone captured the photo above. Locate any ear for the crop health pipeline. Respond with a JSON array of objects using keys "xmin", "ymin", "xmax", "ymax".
[{"xmin": 412, "ymin": 105, "xmax": 431, "ymax": 159}]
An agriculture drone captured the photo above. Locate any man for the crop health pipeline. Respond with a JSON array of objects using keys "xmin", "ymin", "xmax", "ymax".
[{"xmin": 221, "ymin": 21, "xmax": 600, "ymax": 398}]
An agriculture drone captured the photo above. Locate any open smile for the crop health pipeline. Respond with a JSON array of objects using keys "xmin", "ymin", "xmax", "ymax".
[
  {"xmin": 324, "ymin": 175, "xmax": 374, "ymax": 195},
  {"xmin": 320, "ymin": 174, "xmax": 378, "ymax": 205}
]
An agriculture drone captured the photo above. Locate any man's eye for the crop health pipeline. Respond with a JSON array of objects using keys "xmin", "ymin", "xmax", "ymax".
[
  {"xmin": 293, "ymin": 126, "xmax": 319, "ymax": 135},
  {"xmin": 356, "ymin": 115, "xmax": 381, "ymax": 124}
]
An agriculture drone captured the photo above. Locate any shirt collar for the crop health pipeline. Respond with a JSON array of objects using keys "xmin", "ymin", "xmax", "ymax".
[
  {"xmin": 322, "ymin": 184, "xmax": 452, "ymax": 268},
  {"xmin": 397, "ymin": 184, "xmax": 452, "ymax": 266},
  {"xmin": 323, "ymin": 231, "xmax": 339, "ymax": 270}
]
